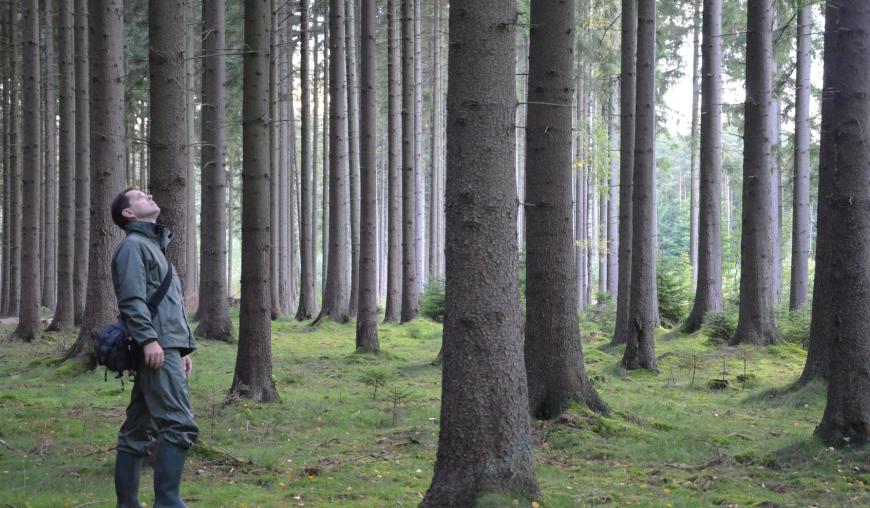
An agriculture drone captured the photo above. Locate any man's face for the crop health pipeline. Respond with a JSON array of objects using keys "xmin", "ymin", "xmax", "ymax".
[{"xmin": 122, "ymin": 189, "xmax": 160, "ymax": 222}]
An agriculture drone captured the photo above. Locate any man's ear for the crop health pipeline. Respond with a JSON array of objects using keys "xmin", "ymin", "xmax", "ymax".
[{"xmin": 121, "ymin": 208, "xmax": 136, "ymax": 221}]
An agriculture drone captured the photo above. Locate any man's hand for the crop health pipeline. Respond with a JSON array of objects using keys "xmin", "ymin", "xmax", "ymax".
[
  {"xmin": 143, "ymin": 342, "xmax": 164, "ymax": 369},
  {"xmin": 183, "ymin": 355, "xmax": 192, "ymax": 376}
]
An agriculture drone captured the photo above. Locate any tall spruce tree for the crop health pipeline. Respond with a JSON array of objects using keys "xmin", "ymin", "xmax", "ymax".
[{"xmin": 789, "ymin": 5, "xmax": 811, "ymax": 312}]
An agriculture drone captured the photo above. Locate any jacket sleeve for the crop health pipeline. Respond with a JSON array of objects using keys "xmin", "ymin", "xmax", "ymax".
[{"xmin": 113, "ymin": 242, "xmax": 160, "ymax": 347}]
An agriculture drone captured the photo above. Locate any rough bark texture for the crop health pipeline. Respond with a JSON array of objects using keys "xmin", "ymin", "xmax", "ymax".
[
  {"xmin": 355, "ymin": 0, "xmax": 379, "ymax": 352},
  {"xmin": 41, "ymin": 1, "xmax": 57, "ymax": 311},
  {"xmin": 732, "ymin": 0, "xmax": 779, "ymax": 346},
  {"xmin": 420, "ymin": 0, "xmax": 540, "ymax": 503},
  {"xmin": 688, "ymin": 0, "xmax": 701, "ymax": 278},
  {"xmin": 612, "ymin": 0, "xmax": 636, "ymax": 346},
  {"xmin": 621, "ymin": 0, "xmax": 658, "ymax": 371},
  {"xmin": 49, "ymin": 0, "xmax": 76, "ymax": 331},
  {"xmin": 148, "ymin": 0, "xmax": 190, "ymax": 289},
  {"xmin": 1, "ymin": 6, "xmax": 10, "ymax": 316},
  {"xmin": 400, "ymin": 0, "xmax": 418, "ymax": 323},
  {"xmin": 65, "ymin": 0, "xmax": 125, "ymax": 365},
  {"xmin": 14, "ymin": 0, "xmax": 42, "ymax": 341},
  {"xmin": 523, "ymin": 0, "xmax": 607, "ymax": 419},
  {"xmin": 4, "ymin": 1, "xmax": 21, "ymax": 319},
  {"xmin": 789, "ymin": 6, "xmax": 811, "ymax": 312},
  {"xmin": 73, "ymin": 0, "xmax": 89, "ymax": 325},
  {"xmin": 814, "ymin": 0, "xmax": 870, "ymax": 448},
  {"xmin": 230, "ymin": 0, "xmax": 279, "ymax": 403},
  {"xmin": 383, "ymin": 0, "xmax": 401, "ymax": 323},
  {"xmin": 295, "ymin": 0, "xmax": 317, "ymax": 320},
  {"xmin": 195, "ymin": 0, "xmax": 233, "ymax": 341},
  {"xmin": 683, "ymin": 0, "xmax": 723, "ymax": 334}
]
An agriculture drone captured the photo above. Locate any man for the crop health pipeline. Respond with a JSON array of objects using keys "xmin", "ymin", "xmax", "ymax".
[{"xmin": 110, "ymin": 187, "xmax": 198, "ymax": 508}]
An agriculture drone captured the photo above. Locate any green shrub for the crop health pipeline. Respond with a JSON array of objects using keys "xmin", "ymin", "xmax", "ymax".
[
  {"xmin": 420, "ymin": 278, "xmax": 445, "ymax": 323},
  {"xmin": 656, "ymin": 255, "xmax": 693, "ymax": 328},
  {"xmin": 776, "ymin": 305, "xmax": 811, "ymax": 348},
  {"xmin": 581, "ymin": 290, "xmax": 616, "ymax": 335},
  {"xmin": 702, "ymin": 306, "xmax": 738, "ymax": 342}
]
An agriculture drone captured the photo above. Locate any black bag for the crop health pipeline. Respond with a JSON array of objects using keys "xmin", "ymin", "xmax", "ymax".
[{"xmin": 94, "ymin": 264, "xmax": 174, "ymax": 378}]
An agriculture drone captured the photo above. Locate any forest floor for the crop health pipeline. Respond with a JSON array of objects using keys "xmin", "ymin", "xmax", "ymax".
[{"xmin": 0, "ymin": 312, "xmax": 868, "ymax": 507}]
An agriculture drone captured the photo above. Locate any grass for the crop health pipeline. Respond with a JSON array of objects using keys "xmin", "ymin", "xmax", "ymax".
[{"xmin": 0, "ymin": 313, "xmax": 868, "ymax": 507}]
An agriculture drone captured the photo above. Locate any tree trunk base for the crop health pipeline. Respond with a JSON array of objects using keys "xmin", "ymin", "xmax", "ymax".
[
  {"xmin": 227, "ymin": 378, "xmax": 280, "ymax": 403},
  {"xmin": 194, "ymin": 318, "xmax": 234, "ymax": 342}
]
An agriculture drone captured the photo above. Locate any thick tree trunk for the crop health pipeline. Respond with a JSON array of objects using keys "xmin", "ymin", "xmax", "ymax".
[
  {"xmin": 149, "ymin": 0, "xmax": 190, "ymax": 287},
  {"xmin": 230, "ymin": 0, "xmax": 279, "ymax": 403},
  {"xmin": 683, "ymin": 0, "xmax": 723, "ymax": 334},
  {"xmin": 789, "ymin": 6, "xmax": 811, "ymax": 312},
  {"xmin": 195, "ymin": 0, "xmax": 233, "ymax": 341},
  {"xmin": 732, "ymin": 0, "xmax": 779, "ymax": 346},
  {"xmin": 688, "ymin": 0, "xmax": 701, "ymax": 279},
  {"xmin": 420, "ymin": 0, "xmax": 540, "ymax": 502},
  {"xmin": 524, "ymin": 0, "xmax": 607, "ymax": 419},
  {"xmin": 41, "ymin": 1, "xmax": 57, "ymax": 311},
  {"xmin": 65, "ymin": 0, "xmax": 126, "ymax": 365},
  {"xmin": 296, "ymin": 0, "xmax": 317, "ymax": 320},
  {"xmin": 355, "ymin": 0, "xmax": 379, "ymax": 352},
  {"xmin": 400, "ymin": 0, "xmax": 418, "ymax": 322},
  {"xmin": 4, "ymin": 1, "xmax": 21, "ymax": 320},
  {"xmin": 612, "ymin": 0, "xmax": 636, "ymax": 346},
  {"xmin": 345, "ymin": 0, "xmax": 360, "ymax": 316},
  {"xmin": 814, "ymin": 0, "xmax": 870, "ymax": 448},
  {"xmin": 0, "ymin": 8, "xmax": 10, "ymax": 316},
  {"xmin": 383, "ymin": 0, "xmax": 401, "ymax": 323},
  {"xmin": 49, "ymin": 0, "xmax": 76, "ymax": 331},
  {"xmin": 622, "ymin": 0, "xmax": 658, "ymax": 371},
  {"xmin": 72, "ymin": 0, "xmax": 89, "ymax": 325}
]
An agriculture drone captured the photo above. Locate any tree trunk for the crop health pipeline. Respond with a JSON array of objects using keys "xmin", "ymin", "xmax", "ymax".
[
  {"xmin": 41, "ymin": 1, "xmax": 57, "ymax": 311},
  {"xmin": 612, "ymin": 0, "xmax": 636, "ymax": 346},
  {"xmin": 0, "ymin": 7, "xmax": 10, "ymax": 316},
  {"xmin": 413, "ymin": 0, "xmax": 424, "ymax": 295},
  {"xmin": 683, "ymin": 0, "xmax": 723, "ymax": 334},
  {"xmin": 420, "ymin": 0, "xmax": 540, "ymax": 502},
  {"xmin": 574, "ymin": 76, "xmax": 586, "ymax": 312},
  {"xmin": 65, "ymin": 0, "xmax": 126, "ymax": 365},
  {"xmin": 383, "ymin": 0, "xmax": 401, "ymax": 323},
  {"xmin": 4, "ymin": 0, "xmax": 21, "ymax": 320},
  {"xmin": 688, "ymin": 0, "xmax": 701, "ymax": 279},
  {"xmin": 732, "ymin": 0, "xmax": 779, "ymax": 346},
  {"xmin": 72, "ymin": 0, "xmax": 89, "ymax": 325},
  {"xmin": 789, "ymin": 6, "xmax": 811, "ymax": 312},
  {"xmin": 269, "ymin": 2, "xmax": 282, "ymax": 320},
  {"xmin": 524, "ymin": 0, "xmax": 607, "ymax": 419},
  {"xmin": 355, "ymin": 0, "xmax": 379, "ymax": 352},
  {"xmin": 296, "ymin": 0, "xmax": 317, "ymax": 320},
  {"xmin": 185, "ymin": 1, "xmax": 198, "ymax": 299},
  {"xmin": 607, "ymin": 83, "xmax": 618, "ymax": 295},
  {"xmin": 195, "ymin": 0, "xmax": 233, "ymax": 341},
  {"xmin": 621, "ymin": 0, "xmax": 658, "ymax": 371},
  {"xmin": 312, "ymin": 21, "xmax": 321, "ymax": 300},
  {"xmin": 14, "ymin": 0, "xmax": 41, "ymax": 341},
  {"xmin": 230, "ymin": 0, "xmax": 279, "ymax": 403},
  {"xmin": 345, "ymin": 0, "xmax": 360, "ymax": 316},
  {"xmin": 321, "ymin": 22, "xmax": 330, "ymax": 296},
  {"xmin": 149, "ymin": 0, "xmax": 190, "ymax": 287},
  {"xmin": 427, "ymin": 0, "xmax": 444, "ymax": 282},
  {"xmin": 48, "ymin": 0, "xmax": 76, "ymax": 331},
  {"xmin": 400, "ymin": 0, "xmax": 418, "ymax": 323},
  {"xmin": 599, "ymin": 169, "xmax": 607, "ymax": 293},
  {"xmin": 814, "ymin": 0, "xmax": 870, "ymax": 448}
]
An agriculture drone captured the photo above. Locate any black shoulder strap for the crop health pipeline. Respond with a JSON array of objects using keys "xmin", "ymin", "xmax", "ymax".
[{"xmin": 147, "ymin": 263, "xmax": 174, "ymax": 315}]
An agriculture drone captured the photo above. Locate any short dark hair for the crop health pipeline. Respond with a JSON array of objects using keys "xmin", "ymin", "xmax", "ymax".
[{"xmin": 111, "ymin": 187, "xmax": 137, "ymax": 230}]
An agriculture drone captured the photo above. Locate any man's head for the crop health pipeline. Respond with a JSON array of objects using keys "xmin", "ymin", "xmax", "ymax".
[{"xmin": 111, "ymin": 187, "xmax": 161, "ymax": 230}]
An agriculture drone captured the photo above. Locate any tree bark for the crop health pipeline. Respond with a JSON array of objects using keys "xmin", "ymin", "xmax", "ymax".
[
  {"xmin": 420, "ymin": 0, "xmax": 540, "ymax": 502},
  {"xmin": 413, "ymin": 0, "xmax": 424, "ymax": 294},
  {"xmin": 813, "ymin": 0, "xmax": 870, "ymax": 448},
  {"xmin": 688, "ymin": 0, "xmax": 701, "ymax": 279},
  {"xmin": 683, "ymin": 0, "xmax": 723, "ymax": 334},
  {"xmin": 427, "ymin": 0, "xmax": 444, "ymax": 282},
  {"xmin": 269, "ymin": 1, "xmax": 282, "ymax": 320},
  {"xmin": 732, "ymin": 0, "xmax": 779, "ymax": 346},
  {"xmin": 184, "ymin": 0, "xmax": 197, "ymax": 299},
  {"xmin": 41, "ymin": 1, "xmax": 57, "ymax": 311},
  {"xmin": 5, "ymin": 0, "xmax": 21, "ymax": 320},
  {"xmin": 195, "ymin": 0, "xmax": 233, "ymax": 341},
  {"xmin": 607, "ymin": 83, "xmax": 619, "ymax": 295},
  {"xmin": 0, "ymin": 7, "xmax": 10, "ymax": 316},
  {"xmin": 355, "ymin": 0, "xmax": 379, "ymax": 352},
  {"xmin": 612, "ymin": 0, "xmax": 636, "ymax": 346},
  {"xmin": 789, "ymin": 5, "xmax": 811, "ymax": 312},
  {"xmin": 524, "ymin": 0, "xmax": 607, "ymax": 419},
  {"xmin": 621, "ymin": 0, "xmax": 658, "ymax": 371},
  {"xmin": 574, "ymin": 76, "xmax": 586, "ymax": 312},
  {"xmin": 345, "ymin": 0, "xmax": 360, "ymax": 316},
  {"xmin": 72, "ymin": 0, "xmax": 89, "ymax": 325},
  {"xmin": 400, "ymin": 0, "xmax": 418, "ymax": 322},
  {"xmin": 383, "ymin": 0, "xmax": 401, "ymax": 323},
  {"xmin": 230, "ymin": 0, "xmax": 279, "ymax": 403},
  {"xmin": 296, "ymin": 0, "xmax": 317, "ymax": 320}
]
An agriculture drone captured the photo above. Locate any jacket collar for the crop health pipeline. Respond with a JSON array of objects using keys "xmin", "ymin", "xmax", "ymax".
[{"xmin": 124, "ymin": 221, "xmax": 173, "ymax": 252}]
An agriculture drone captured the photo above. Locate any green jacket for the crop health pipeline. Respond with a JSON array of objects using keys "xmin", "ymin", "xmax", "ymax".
[{"xmin": 112, "ymin": 221, "xmax": 196, "ymax": 354}]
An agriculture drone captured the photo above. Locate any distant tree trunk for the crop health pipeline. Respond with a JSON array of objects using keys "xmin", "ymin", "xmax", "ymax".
[
  {"xmin": 813, "ymin": 0, "xmax": 870, "ymax": 448},
  {"xmin": 311, "ymin": 24, "xmax": 321, "ymax": 299},
  {"xmin": 227, "ymin": 165, "xmax": 233, "ymax": 297},
  {"xmin": 524, "ymin": 0, "xmax": 607, "ymax": 419},
  {"xmin": 574, "ymin": 77, "xmax": 586, "ymax": 311},
  {"xmin": 413, "ymin": 0, "xmax": 424, "ymax": 294},
  {"xmin": 683, "ymin": 0, "xmax": 723, "ymax": 334},
  {"xmin": 283, "ymin": 22, "xmax": 298, "ymax": 315},
  {"xmin": 296, "ymin": 0, "xmax": 317, "ymax": 320},
  {"xmin": 383, "ymin": 0, "xmax": 401, "ymax": 323},
  {"xmin": 622, "ymin": 0, "xmax": 658, "ymax": 371},
  {"xmin": 49, "ymin": 0, "xmax": 76, "ymax": 331},
  {"xmin": 427, "ymin": 0, "xmax": 444, "ymax": 282},
  {"xmin": 688, "ymin": 0, "xmax": 701, "ymax": 279},
  {"xmin": 612, "ymin": 0, "xmax": 636, "ymax": 345},
  {"xmin": 230, "ymin": 0, "xmax": 279, "ymax": 403},
  {"xmin": 599, "ymin": 172, "xmax": 607, "ymax": 293},
  {"xmin": 515, "ymin": 30, "xmax": 528, "ymax": 256},
  {"xmin": 789, "ymin": 6, "xmax": 811, "ymax": 312},
  {"xmin": 196, "ymin": 0, "xmax": 233, "ymax": 341},
  {"xmin": 732, "ymin": 0, "xmax": 779, "ymax": 346},
  {"xmin": 321, "ymin": 22, "xmax": 330, "ymax": 294},
  {"xmin": 400, "ymin": 0, "xmax": 418, "ymax": 322},
  {"xmin": 0, "ymin": 8, "xmax": 10, "ymax": 315},
  {"xmin": 14, "ymin": 0, "xmax": 42, "ymax": 341},
  {"xmin": 315, "ymin": 0, "xmax": 351, "ymax": 324},
  {"xmin": 41, "ymin": 1, "xmax": 57, "ymax": 311},
  {"xmin": 149, "ymin": 0, "xmax": 189, "ymax": 286},
  {"xmin": 65, "ymin": 0, "xmax": 126, "ymax": 365},
  {"xmin": 346, "ymin": 0, "xmax": 360, "ymax": 316},
  {"xmin": 72, "ymin": 0, "xmax": 89, "ymax": 325},
  {"xmin": 355, "ymin": 0, "xmax": 379, "ymax": 352},
  {"xmin": 269, "ymin": 3, "xmax": 282, "ymax": 320},
  {"xmin": 4, "ymin": 1, "xmax": 21, "ymax": 320},
  {"xmin": 185, "ymin": 1, "xmax": 198, "ymax": 299},
  {"xmin": 607, "ymin": 84, "xmax": 618, "ymax": 295},
  {"xmin": 420, "ymin": 0, "xmax": 540, "ymax": 502}
]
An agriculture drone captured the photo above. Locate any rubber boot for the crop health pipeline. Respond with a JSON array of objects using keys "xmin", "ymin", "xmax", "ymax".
[
  {"xmin": 153, "ymin": 440, "xmax": 189, "ymax": 508},
  {"xmin": 114, "ymin": 450, "xmax": 144, "ymax": 508}
]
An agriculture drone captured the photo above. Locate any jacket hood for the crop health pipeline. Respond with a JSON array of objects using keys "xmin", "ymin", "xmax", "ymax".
[{"xmin": 124, "ymin": 221, "xmax": 173, "ymax": 252}]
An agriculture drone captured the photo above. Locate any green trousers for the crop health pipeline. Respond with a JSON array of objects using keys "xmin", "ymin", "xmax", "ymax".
[{"xmin": 117, "ymin": 349, "xmax": 198, "ymax": 456}]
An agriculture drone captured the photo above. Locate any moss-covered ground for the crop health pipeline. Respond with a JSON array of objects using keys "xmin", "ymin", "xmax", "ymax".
[{"xmin": 1, "ymin": 313, "xmax": 868, "ymax": 507}]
